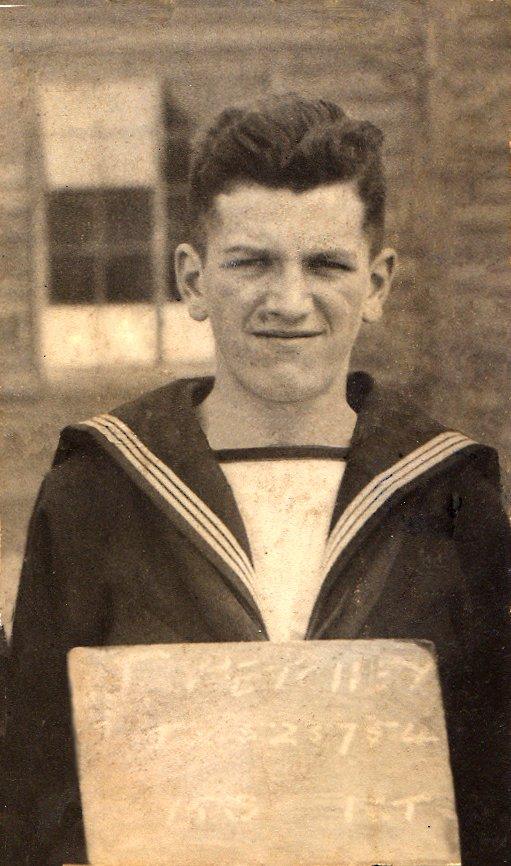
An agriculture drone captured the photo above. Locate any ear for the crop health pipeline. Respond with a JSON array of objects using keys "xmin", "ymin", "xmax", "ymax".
[
  {"xmin": 362, "ymin": 247, "xmax": 397, "ymax": 323},
  {"xmin": 174, "ymin": 243, "xmax": 209, "ymax": 322}
]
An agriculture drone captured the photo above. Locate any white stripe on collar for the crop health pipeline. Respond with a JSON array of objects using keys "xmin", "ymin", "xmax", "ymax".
[
  {"xmin": 81, "ymin": 415, "xmax": 474, "ymax": 604},
  {"xmin": 81, "ymin": 413, "xmax": 257, "ymax": 594},
  {"xmin": 322, "ymin": 430, "xmax": 475, "ymax": 577}
]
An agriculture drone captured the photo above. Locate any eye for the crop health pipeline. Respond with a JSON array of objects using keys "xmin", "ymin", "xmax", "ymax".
[
  {"xmin": 308, "ymin": 256, "xmax": 354, "ymax": 273},
  {"xmin": 222, "ymin": 257, "xmax": 268, "ymax": 270}
]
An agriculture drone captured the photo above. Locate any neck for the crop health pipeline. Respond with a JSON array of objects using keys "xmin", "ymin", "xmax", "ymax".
[{"xmin": 199, "ymin": 367, "xmax": 357, "ymax": 450}]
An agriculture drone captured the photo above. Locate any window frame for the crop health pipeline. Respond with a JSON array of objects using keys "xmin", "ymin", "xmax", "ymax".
[{"xmin": 32, "ymin": 74, "xmax": 174, "ymax": 369}]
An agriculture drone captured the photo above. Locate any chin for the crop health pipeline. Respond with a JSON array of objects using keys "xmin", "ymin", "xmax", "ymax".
[{"xmin": 240, "ymin": 371, "xmax": 332, "ymax": 405}]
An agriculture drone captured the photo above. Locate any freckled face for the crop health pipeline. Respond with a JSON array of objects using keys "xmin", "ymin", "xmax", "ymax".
[{"xmin": 186, "ymin": 182, "xmax": 384, "ymax": 404}]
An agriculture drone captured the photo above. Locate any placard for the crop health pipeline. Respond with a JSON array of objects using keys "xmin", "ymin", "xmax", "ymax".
[{"xmin": 69, "ymin": 640, "xmax": 461, "ymax": 866}]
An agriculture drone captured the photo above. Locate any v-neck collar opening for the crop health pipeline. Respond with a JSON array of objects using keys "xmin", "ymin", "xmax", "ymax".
[{"xmin": 72, "ymin": 371, "xmax": 476, "ymax": 644}]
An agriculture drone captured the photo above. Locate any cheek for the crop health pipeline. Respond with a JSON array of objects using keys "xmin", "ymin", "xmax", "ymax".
[
  {"xmin": 322, "ymin": 285, "xmax": 367, "ymax": 327},
  {"xmin": 207, "ymin": 297, "xmax": 246, "ymax": 347},
  {"xmin": 207, "ymin": 281, "xmax": 259, "ymax": 333}
]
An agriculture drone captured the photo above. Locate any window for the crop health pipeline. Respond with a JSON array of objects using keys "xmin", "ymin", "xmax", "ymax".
[
  {"xmin": 39, "ymin": 80, "xmax": 195, "ymax": 305},
  {"xmin": 39, "ymin": 78, "xmax": 160, "ymax": 306},
  {"xmin": 47, "ymin": 187, "xmax": 154, "ymax": 304},
  {"xmin": 36, "ymin": 78, "xmax": 213, "ymax": 372}
]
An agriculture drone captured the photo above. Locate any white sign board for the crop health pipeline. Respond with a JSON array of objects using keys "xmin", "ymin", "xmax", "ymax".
[{"xmin": 68, "ymin": 640, "xmax": 461, "ymax": 866}]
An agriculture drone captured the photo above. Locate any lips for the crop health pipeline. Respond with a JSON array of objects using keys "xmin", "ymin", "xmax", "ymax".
[{"xmin": 251, "ymin": 330, "xmax": 323, "ymax": 339}]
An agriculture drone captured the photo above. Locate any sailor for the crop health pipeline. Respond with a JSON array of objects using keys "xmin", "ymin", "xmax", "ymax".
[{"xmin": 7, "ymin": 94, "xmax": 510, "ymax": 866}]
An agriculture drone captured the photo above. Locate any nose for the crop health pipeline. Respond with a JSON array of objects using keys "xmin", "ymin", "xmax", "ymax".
[{"xmin": 261, "ymin": 264, "xmax": 314, "ymax": 322}]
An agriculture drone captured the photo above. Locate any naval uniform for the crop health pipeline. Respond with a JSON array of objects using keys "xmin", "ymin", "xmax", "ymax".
[{"xmin": 6, "ymin": 372, "xmax": 510, "ymax": 865}]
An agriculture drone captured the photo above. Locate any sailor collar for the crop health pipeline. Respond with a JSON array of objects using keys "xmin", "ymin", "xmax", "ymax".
[{"xmin": 66, "ymin": 373, "xmax": 477, "ymax": 629}]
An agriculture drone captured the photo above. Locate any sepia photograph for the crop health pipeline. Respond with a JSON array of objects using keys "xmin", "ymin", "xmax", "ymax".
[{"xmin": 1, "ymin": 2, "xmax": 509, "ymax": 866}]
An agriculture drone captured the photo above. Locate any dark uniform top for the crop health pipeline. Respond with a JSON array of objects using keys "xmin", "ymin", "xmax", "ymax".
[{"xmin": 6, "ymin": 373, "xmax": 511, "ymax": 866}]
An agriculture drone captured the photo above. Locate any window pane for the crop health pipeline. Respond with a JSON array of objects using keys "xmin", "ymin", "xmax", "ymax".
[
  {"xmin": 47, "ymin": 191, "xmax": 94, "ymax": 246},
  {"xmin": 105, "ymin": 253, "xmax": 153, "ymax": 302},
  {"xmin": 49, "ymin": 254, "xmax": 96, "ymax": 304},
  {"xmin": 104, "ymin": 188, "xmax": 153, "ymax": 244}
]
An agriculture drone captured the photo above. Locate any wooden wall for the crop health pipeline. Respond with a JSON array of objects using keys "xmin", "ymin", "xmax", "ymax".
[{"xmin": 0, "ymin": 3, "xmax": 509, "ymax": 627}]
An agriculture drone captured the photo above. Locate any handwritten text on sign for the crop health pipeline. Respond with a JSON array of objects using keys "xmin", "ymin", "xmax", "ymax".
[{"xmin": 69, "ymin": 639, "xmax": 461, "ymax": 866}]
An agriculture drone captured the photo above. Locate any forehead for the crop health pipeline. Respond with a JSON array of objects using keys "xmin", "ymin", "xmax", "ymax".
[{"xmin": 208, "ymin": 182, "xmax": 367, "ymax": 252}]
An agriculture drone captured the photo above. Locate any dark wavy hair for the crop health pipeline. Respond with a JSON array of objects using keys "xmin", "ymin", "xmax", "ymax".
[{"xmin": 187, "ymin": 93, "xmax": 386, "ymax": 258}]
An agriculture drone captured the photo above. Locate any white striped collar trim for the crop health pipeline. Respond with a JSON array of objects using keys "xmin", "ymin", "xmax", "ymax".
[
  {"xmin": 81, "ymin": 413, "xmax": 258, "ymax": 596},
  {"xmin": 322, "ymin": 430, "xmax": 475, "ymax": 577},
  {"xmin": 81, "ymin": 417, "xmax": 474, "ymax": 616}
]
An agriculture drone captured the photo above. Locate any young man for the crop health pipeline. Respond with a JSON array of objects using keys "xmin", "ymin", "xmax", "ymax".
[{"xmin": 7, "ymin": 95, "xmax": 510, "ymax": 866}]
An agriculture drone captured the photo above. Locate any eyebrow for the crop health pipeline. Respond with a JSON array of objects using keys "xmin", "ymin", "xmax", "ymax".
[
  {"xmin": 222, "ymin": 245, "xmax": 358, "ymax": 261},
  {"xmin": 222, "ymin": 245, "xmax": 270, "ymax": 255}
]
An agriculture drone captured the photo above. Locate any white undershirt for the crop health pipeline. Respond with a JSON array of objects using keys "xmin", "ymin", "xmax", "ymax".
[{"xmin": 219, "ymin": 458, "xmax": 346, "ymax": 641}]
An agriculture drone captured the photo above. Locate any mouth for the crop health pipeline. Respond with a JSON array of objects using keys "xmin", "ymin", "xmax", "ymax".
[{"xmin": 251, "ymin": 330, "xmax": 324, "ymax": 339}]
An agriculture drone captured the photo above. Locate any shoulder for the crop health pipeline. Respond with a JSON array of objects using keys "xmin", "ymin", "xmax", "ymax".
[
  {"xmin": 38, "ymin": 384, "xmax": 184, "ymax": 516},
  {"xmin": 377, "ymin": 382, "xmax": 507, "ymax": 524},
  {"xmin": 35, "ymin": 440, "xmax": 128, "ymax": 541},
  {"xmin": 40, "ymin": 376, "xmax": 212, "ymax": 516},
  {"xmin": 60, "ymin": 376, "xmax": 212, "ymax": 462},
  {"xmin": 353, "ymin": 376, "xmax": 509, "ymax": 536},
  {"xmin": 350, "ymin": 372, "xmax": 499, "ymax": 487},
  {"xmin": 373, "ymin": 378, "xmax": 500, "ymax": 475},
  {"xmin": 108, "ymin": 375, "xmax": 213, "ymax": 438}
]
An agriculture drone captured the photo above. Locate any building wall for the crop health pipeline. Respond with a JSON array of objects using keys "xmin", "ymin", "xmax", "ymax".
[
  {"xmin": 421, "ymin": 2, "xmax": 509, "ymax": 475},
  {"xmin": 0, "ymin": 43, "xmax": 35, "ymax": 391}
]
